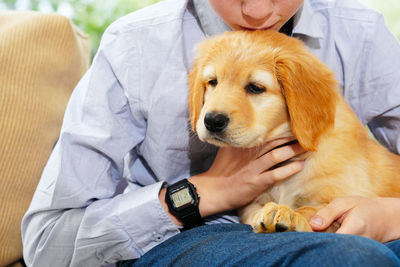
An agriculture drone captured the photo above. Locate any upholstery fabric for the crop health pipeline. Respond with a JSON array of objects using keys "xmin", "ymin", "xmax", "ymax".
[{"xmin": 0, "ymin": 11, "xmax": 90, "ymax": 266}]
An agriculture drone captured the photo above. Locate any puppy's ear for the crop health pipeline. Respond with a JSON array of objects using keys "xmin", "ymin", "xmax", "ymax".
[
  {"xmin": 274, "ymin": 42, "xmax": 338, "ymax": 151},
  {"xmin": 188, "ymin": 61, "xmax": 204, "ymax": 132}
]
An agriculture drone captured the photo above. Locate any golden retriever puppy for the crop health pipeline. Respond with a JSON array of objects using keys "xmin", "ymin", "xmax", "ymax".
[{"xmin": 188, "ymin": 30, "xmax": 400, "ymax": 233}]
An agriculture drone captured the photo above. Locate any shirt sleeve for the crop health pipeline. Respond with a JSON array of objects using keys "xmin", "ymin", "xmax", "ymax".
[
  {"xmin": 21, "ymin": 28, "xmax": 180, "ymax": 267},
  {"xmin": 359, "ymin": 14, "xmax": 400, "ymax": 154}
]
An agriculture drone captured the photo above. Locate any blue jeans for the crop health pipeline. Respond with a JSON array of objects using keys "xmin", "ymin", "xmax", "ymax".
[{"xmin": 119, "ymin": 223, "xmax": 400, "ymax": 267}]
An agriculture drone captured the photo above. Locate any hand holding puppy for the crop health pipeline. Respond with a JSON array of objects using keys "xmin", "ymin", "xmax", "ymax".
[
  {"xmin": 160, "ymin": 137, "xmax": 305, "ymax": 226},
  {"xmin": 189, "ymin": 137, "xmax": 305, "ymax": 218},
  {"xmin": 310, "ymin": 196, "xmax": 400, "ymax": 242}
]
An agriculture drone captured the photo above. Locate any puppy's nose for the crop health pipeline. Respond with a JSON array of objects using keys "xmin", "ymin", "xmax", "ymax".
[{"xmin": 204, "ymin": 112, "xmax": 230, "ymax": 133}]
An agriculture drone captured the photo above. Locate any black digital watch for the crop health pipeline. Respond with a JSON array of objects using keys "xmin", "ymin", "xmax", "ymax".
[{"xmin": 165, "ymin": 179, "xmax": 203, "ymax": 229}]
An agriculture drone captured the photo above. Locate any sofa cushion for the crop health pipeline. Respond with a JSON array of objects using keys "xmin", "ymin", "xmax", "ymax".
[{"xmin": 0, "ymin": 11, "xmax": 90, "ymax": 266}]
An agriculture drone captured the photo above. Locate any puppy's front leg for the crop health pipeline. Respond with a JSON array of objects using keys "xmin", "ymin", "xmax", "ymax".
[{"xmin": 240, "ymin": 202, "xmax": 312, "ymax": 233}]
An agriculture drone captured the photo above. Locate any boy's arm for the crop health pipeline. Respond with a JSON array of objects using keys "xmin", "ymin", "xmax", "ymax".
[
  {"xmin": 362, "ymin": 15, "xmax": 400, "ymax": 154},
  {"xmin": 22, "ymin": 37, "xmax": 180, "ymax": 267}
]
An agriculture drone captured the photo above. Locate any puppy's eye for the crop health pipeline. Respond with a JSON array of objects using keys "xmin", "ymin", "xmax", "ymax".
[
  {"xmin": 208, "ymin": 79, "xmax": 218, "ymax": 87},
  {"xmin": 245, "ymin": 83, "xmax": 266, "ymax": 94}
]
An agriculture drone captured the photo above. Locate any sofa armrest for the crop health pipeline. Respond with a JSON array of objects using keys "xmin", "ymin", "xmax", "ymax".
[{"xmin": 0, "ymin": 11, "xmax": 90, "ymax": 266}]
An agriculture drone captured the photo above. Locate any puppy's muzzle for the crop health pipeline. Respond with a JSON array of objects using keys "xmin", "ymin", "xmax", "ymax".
[{"xmin": 204, "ymin": 112, "xmax": 230, "ymax": 133}]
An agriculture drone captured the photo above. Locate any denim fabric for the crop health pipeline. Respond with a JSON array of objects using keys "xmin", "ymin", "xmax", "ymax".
[{"xmin": 119, "ymin": 224, "xmax": 400, "ymax": 267}]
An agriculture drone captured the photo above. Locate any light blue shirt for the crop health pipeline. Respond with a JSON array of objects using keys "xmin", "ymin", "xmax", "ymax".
[{"xmin": 22, "ymin": 0, "xmax": 400, "ymax": 266}]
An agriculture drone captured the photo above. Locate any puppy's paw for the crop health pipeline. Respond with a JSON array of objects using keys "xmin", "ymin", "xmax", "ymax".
[{"xmin": 251, "ymin": 202, "xmax": 312, "ymax": 233}]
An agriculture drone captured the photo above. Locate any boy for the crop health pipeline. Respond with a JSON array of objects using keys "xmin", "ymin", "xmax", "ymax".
[{"xmin": 23, "ymin": 0, "xmax": 400, "ymax": 266}]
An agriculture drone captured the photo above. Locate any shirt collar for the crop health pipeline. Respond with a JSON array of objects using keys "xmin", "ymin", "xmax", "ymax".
[
  {"xmin": 293, "ymin": 0, "xmax": 324, "ymax": 39},
  {"xmin": 192, "ymin": 0, "xmax": 323, "ymax": 39},
  {"xmin": 192, "ymin": 0, "xmax": 232, "ymax": 36}
]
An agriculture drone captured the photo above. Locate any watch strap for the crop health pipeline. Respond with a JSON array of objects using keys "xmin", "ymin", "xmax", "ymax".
[{"xmin": 180, "ymin": 203, "xmax": 203, "ymax": 230}]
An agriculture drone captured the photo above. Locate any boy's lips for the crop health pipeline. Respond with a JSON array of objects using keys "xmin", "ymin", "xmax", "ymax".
[{"xmin": 239, "ymin": 23, "xmax": 277, "ymax": 31}]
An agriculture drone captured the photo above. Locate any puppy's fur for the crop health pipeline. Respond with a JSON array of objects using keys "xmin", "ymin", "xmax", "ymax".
[{"xmin": 188, "ymin": 30, "xmax": 400, "ymax": 233}]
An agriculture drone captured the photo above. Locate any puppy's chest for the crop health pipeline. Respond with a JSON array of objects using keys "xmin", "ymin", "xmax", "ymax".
[{"xmin": 258, "ymin": 171, "xmax": 311, "ymax": 209}]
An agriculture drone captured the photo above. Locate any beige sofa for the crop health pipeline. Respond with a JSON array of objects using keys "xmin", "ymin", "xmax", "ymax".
[{"xmin": 0, "ymin": 11, "xmax": 90, "ymax": 266}]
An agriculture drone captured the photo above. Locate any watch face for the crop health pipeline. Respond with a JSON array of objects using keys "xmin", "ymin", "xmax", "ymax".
[{"xmin": 171, "ymin": 187, "xmax": 193, "ymax": 209}]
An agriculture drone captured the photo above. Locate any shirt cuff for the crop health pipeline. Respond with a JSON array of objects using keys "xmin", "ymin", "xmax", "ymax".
[{"xmin": 117, "ymin": 181, "xmax": 181, "ymax": 255}]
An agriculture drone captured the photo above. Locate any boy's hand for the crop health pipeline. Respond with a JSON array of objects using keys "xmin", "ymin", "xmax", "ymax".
[
  {"xmin": 310, "ymin": 196, "xmax": 400, "ymax": 242},
  {"xmin": 189, "ymin": 137, "xmax": 305, "ymax": 218}
]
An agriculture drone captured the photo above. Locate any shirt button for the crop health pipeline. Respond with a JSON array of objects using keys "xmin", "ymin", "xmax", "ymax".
[{"xmin": 153, "ymin": 233, "xmax": 164, "ymax": 242}]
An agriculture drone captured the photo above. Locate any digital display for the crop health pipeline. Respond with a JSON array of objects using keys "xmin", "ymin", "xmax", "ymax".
[{"xmin": 171, "ymin": 188, "xmax": 192, "ymax": 208}]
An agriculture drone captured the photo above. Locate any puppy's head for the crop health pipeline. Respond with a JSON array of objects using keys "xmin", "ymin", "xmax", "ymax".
[{"xmin": 189, "ymin": 31, "xmax": 337, "ymax": 151}]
